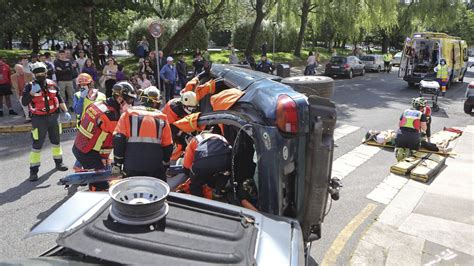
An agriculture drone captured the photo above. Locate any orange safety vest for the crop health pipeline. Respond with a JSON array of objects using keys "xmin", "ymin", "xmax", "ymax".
[
  {"xmin": 195, "ymin": 79, "xmax": 216, "ymax": 101},
  {"xmin": 182, "ymin": 77, "xmax": 199, "ymax": 93},
  {"xmin": 399, "ymin": 109, "xmax": 422, "ymax": 131},
  {"xmin": 115, "ymin": 106, "xmax": 171, "ymax": 144},
  {"xmin": 74, "ymin": 102, "xmax": 118, "ymax": 157},
  {"xmin": 162, "ymin": 98, "xmax": 187, "ymax": 124},
  {"xmin": 29, "ymin": 80, "xmax": 60, "ymax": 115}
]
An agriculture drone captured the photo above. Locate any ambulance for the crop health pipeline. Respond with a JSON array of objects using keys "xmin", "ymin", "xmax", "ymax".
[{"xmin": 399, "ymin": 32, "xmax": 469, "ymax": 88}]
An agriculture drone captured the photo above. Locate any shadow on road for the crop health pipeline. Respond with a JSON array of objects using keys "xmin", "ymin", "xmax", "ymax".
[
  {"xmin": 0, "ymin": 169, "xmax": 56, "ymax": 206},
  {"xmin": 331, "ymin": 72, "xmax": 470, "ymax": 121}
]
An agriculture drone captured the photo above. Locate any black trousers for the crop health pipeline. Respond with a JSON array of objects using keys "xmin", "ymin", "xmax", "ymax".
[
  {"xmin": 164, "ymin": 82, "xmax": 174, "ymax": 103},
  {"xmin": 31, "ymin": 113, "xmax": 61, "ymax": 150},
  {"xmin": 72, "ymin": 146, "xmax": 109, "ymax": 190},
  {"xmin": 30, "ymin": 113, "xmax": 62, "ymax": 172}
]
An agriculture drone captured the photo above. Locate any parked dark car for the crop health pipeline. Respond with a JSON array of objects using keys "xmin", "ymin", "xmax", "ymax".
[
  {"xmin": 20, "ymin": 65, "xmax": 339, "ymax": 265},
  {"xmin": 465, "ymin": 80, "xmax": 474, "ymax": 114},
  {"xmin": 325, "ymin": 56, "xmax": 365, "ymax": 78}
]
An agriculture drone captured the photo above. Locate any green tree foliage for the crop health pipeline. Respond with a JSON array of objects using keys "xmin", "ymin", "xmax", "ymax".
[
  {"xmin": 233, "ymin": 20, "xmax": 297, "ymax": 52},
  {"xmin": 128, "ymin": 18, "xmax": 208, "ymax": 55}
]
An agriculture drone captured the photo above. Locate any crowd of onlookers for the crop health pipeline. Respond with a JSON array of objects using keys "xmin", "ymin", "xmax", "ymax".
[
  {"xmin": 0, "ymin": 42, "xmax": 126, "ymax": 121},
  {"xmin": 0, "ymin": 39, "xmax": 289, "ymax": 120}
]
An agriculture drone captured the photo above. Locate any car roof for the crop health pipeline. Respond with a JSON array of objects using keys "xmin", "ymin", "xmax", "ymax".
[{"xmin": 211, "ymin": 64, "xmax": 282, "ymax": 90}]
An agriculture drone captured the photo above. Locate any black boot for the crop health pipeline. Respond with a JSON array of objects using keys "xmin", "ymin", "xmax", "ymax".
[
  {"xmin": 29, "ymin": 167, "xmax": 39, "ymax": 181},
  {"xmin": 9, "ymin": 109, "xmax": 18, "ymax": 115},
  {"xmin": 0, "ymin": 110, "xmax": 3, "ymax": 117},
  {"xmin": 55, "ymin": 159, "xmax": 68, "ymax": 171}
]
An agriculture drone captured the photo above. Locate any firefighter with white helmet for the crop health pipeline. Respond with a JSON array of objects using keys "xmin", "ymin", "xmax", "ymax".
[
  {"xmin": 21, "ymin": 62, "xmax": 71, "ymax": 181},
  {"xmin": 162, "ymin": 91, "xmax": 199, "ymax": 155}
]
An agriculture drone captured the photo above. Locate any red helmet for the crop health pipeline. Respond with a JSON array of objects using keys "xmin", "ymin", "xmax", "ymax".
[{"xmin": 77, "ymin": 73, "xmax": 93, "ymax": 86}]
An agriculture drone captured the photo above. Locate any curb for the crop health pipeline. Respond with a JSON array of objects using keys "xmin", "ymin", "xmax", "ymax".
[{"xmin": 0, "ymin": 121, "xmax": 76, "ymax": 133}]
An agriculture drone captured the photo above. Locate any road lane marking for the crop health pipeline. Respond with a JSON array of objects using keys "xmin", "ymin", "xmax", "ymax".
[
  {"xmin": 366, "ymin": 174, "xmax": 408, "ymax": 204},
  {"xmin": 321, "ymin": 203, "xmax": 377, "ymax": 266},
  {"xmin": 334, "ymin": 125, "xmax": 360, "ymax": 141},
  {"xmin": 331, "ymin": 145, "xmax": 381, "ymax": 180}
]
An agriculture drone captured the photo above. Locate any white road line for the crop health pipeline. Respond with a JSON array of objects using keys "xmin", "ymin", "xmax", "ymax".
[
  {"xmin": 366, "ymin": 174, "xmax": 409, "ymax": 204},
  {"xmin": 331, "ymin": 144, "xmax": 381, "ymax": 180},
  {"xmin": 334, "ymin": 124, "xmax": 360, "ymax": 141}
]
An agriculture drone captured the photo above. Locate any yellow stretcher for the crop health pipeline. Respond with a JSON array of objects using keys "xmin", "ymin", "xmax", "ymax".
[
  {"xmin": 390, "ymin": 152, "xmax": 447, "ymax": 182},
  {"xmin": 362, "ymin": 129, "xmax": 462, "ymax": 183}
]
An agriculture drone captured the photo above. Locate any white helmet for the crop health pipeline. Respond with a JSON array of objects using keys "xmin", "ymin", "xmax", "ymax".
[
  {"xmin": 30, "ymin": 62, "xmax": 48, "ymax": 74},
  {"xmin": 142, "ymin": 86, "xmax": 161, "ymax": 104},
  {"xmin": 180, "ymin": 91, "xmax": 198, "ymax": 114}
]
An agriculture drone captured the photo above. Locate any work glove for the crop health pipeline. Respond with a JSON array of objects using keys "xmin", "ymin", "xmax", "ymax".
[
  {"xmin": 80, "ymin": 88, "xmax": 89, "ymax": 98},
  {"xmin": 30, "ymin": 83, "xmax": 41, "ymax": 94},
  {"xmin": 61, "ymin": 112, "xmax": 72, "ymax": 122},
  {"xmin": 111, "ymin": 163, "xmax": 123, "ymax": 176}
]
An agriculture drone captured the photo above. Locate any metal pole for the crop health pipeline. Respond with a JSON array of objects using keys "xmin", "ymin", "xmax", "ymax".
[
  {"xmin": 273, "ymin": 25, "xmax": 276, "ymax": 60},
  {"xmin": 154, "ymin": 37, "xmax": 162, "ymax": 98}
]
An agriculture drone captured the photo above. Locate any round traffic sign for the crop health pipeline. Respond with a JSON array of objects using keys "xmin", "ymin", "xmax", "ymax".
[{"xmin": 148, "ymin": 21, "xmax": 163, "ymax": 38}]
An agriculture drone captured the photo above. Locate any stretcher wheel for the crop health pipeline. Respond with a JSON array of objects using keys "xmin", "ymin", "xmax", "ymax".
[{"xmin": 432, "ymin": 103, "xmax": 440, "ymax": 112}]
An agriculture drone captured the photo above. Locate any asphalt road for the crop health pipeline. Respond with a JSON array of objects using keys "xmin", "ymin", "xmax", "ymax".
[
  {"xmin": 0, "ymin": 63, "xmax": 473, "ymax": 262},
  {"xmin": 309, "ymin": 63, "xmax": 474, "ymax": 265}
]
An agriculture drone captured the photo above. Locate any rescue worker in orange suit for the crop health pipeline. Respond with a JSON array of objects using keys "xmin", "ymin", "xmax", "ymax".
[
  {"xmin": 22, "ymin": 62, "xmax": 71, "ymax": 181},
  {"xmin": 162, "ymin": 91, "xmax": 198, "ymax": 157},
  {"xmin": 182, "ymin": 132, "xmax": 232, "ymax": 197},
  {"xmin": 72, "ymin": 81, "xmax": 136, "ymax": 190},
  {"xmin": 113, "ymin": 86, "xmax": 173, "ymax": 181}
]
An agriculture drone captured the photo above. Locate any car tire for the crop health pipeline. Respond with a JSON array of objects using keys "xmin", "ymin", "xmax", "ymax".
[
  {"xmin": 464, "ymin": 103, "xmax": 472, "ymax": 114},
  {"xmin": 281, "ymin": 76, "xmax": 335, "ymax": 98},
  {"xmin": 377, "ymin": 66, "xmax": 381, "ymax": 73},
  {"xmin": 348, "ymin": 70, "xmax": 353, "ymax": 79},
  {"xmin": 361, "ymin": 68, "xmax": 365, "ymax": 76}
]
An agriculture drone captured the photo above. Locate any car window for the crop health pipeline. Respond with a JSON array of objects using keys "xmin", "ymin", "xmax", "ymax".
[
  {"xmin": 360, "ymin": 56, "xmax": 374, "ymax": 61},
  {"xmin": 330, "ymin": 57, "xmax": 346, "ymax": 64}
]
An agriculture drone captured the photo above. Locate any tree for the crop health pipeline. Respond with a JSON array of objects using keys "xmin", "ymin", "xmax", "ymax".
[
  {"xmin": 294, "ymin": 0, "xmax": 320, "ymax": 57},
  {"xmin": 161, "ymin": 0, "xmax": 226, "ymax": 55},
  {"xmin": 245, "ymin": 0, "xmax": 278, "ymax": 56}
]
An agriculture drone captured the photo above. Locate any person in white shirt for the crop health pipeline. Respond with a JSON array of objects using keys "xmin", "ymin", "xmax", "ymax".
[{"xmin": 75, "ymin": 50, "xmax": 87, "ymax": 72}]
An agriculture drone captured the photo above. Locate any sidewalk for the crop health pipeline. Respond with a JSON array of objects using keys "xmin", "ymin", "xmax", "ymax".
[
  {"xmin": 350, "ymin": 125, "xmax": 474, "ymax": 265},
  {"xmin": 0, "ymin": 94, "xmax": 75, "ymax": 133}
]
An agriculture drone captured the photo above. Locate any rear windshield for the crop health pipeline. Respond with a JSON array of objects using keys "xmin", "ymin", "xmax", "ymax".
[
  {"xmin": 360, "ymin": 56, "xmax": 375, "ymax": 61},
  {"xmin": 330, "ymin": 57, "xmax": 346, "ymax": 64}
]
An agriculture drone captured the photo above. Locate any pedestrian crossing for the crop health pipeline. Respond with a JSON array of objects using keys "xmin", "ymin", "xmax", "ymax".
[
  {"xmin": 331, "ymin": 124, "xmax": 408, "ymax": 205},
  {"xmin": 331, "ymin": 124, "xmax": 382, "ymax": 180}
]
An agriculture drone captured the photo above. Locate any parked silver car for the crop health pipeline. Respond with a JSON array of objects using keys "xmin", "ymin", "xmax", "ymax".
[
  {"xmin": 360, "ymin": 55, "xmax": 384, "ymax": 72},
  {"xmin": 391, "ymin": 52, "xmax": 403, "ymax": 67}
]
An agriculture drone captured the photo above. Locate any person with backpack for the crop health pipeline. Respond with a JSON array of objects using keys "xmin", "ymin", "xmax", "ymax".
[{"xmin": 182, "ymin": 132, "xmax": 232, "ymax": 197}]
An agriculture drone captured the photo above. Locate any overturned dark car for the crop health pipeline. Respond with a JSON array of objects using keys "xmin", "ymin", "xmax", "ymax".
[{"xmin": 23, "ymin": 64, "xmax": 338, "ymax": 265}]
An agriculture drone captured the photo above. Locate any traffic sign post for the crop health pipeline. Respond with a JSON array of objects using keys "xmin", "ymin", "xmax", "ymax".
[{"xmin": 148, "ymin": 21, "xmax": 163, "ymax": 95}]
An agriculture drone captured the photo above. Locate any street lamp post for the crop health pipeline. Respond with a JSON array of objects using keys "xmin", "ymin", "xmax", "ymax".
[
  {"xmin": 148, "ymin": 21, "xmax": 163, "ymax": 95},
  {"xmin": 272, "ymin": 22, "xmax": 277, "ymax": 60}
]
